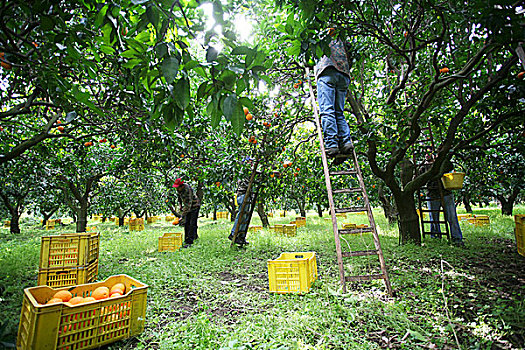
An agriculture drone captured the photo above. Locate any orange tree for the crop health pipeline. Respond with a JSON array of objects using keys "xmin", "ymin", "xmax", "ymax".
[{"xmin": 263, "ymin": 0, "xmax": 524, "ymax": 244}]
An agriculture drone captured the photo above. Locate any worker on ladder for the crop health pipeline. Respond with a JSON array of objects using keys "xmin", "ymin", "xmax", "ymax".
[
  {"xmin": 314, "ymin": 27, "xmax": 354, "ymax": 166},
  {"xmin": 228, "ymin": 157, "xmax": 258, "ymax": 246}
]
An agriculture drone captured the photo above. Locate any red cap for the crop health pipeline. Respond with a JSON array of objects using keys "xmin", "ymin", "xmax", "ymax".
[{"xmin": 173, "ymin": 178, "xmax": 184, "ymax": 188}]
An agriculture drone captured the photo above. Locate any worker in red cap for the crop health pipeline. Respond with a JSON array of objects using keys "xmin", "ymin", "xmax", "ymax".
[{"xmin": 173, "ymin": 178, "xmax": 201, "ymax": 247}]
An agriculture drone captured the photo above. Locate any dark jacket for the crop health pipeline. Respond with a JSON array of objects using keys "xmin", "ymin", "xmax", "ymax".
[
  {"xmin": 424, "ymin": 158, "xmax": 453, "ymax": 200},
  {"xmin": 177, "ymin": 183, "xmax": 201, "ymax": 217}
]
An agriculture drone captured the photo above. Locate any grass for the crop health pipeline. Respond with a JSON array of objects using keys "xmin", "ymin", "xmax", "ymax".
[{"xmin": 1, "ymin": 205, "xmax": 524, "ymax": 349}]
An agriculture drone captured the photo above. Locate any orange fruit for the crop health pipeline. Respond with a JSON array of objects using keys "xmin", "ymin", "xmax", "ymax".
[
  {"xmin": 270, "ymin": 173, "xmax": 274, "ymax": 178},
  {"xmin": 67, "ymin": 296, "xmax": 83, "ymax": 305},
  {"xmin": 173, "ymin": 217, "xmax": 180, "ymax": 225},
  {"xmin": 53, "ymin": 290, "xmax": 72, "ymax": 302},
  {"xmin": 57, "ymin": 120, "xmax": 62, "ymax": 124},
  {"xmin": 92, "ymin": 286, "xmax": 109, "ymax": 300},
  {"xmin": 293, "ymin": 83, "xmax": 298, "ymax": 89},
  {"xmin": 110, "ymin": 292, "xmax": 122, "ymax": 298},
  {"xmin": 110, "ymin": 144, "xmax": 116, "ymax": 149},
  {"xmin": 266, "ymin": 123, "xmax": 271, "ymax": 128},
  {"xmin": 111, "ymin": 283, "xmax": 125, "ymax": 294},
  {"xmin": 404, "ymin": 31, "xmax": 408, "ymax": 37},
  {"xmin": 439, "ymin": 67, "xmax": 449, "ymax": 74},
  {"xmin": 253, "ymin": 139, "xmax": 257, "ymax": 144},
  {"xmin": 99, "ymin": 138, "xmax": 107, "ymax": 143},
  {"xmin": 0, "ymin": 53, "xmax": 12, "ymax": 70},
  {"xmin": 243, "ymin": 107, "xmax": 249, "ymax": 116},
  {"xmin": 296, "ymin": 168, "xmax": 300, "ymax": 171},
  {"xmin": 84, "ymin": 141, "xmax": 91, "ymax": 147},
  {"xmin": 372, "ymin": 185, "xmax": 376, "ymax": 188},
  {"xmin": 81, "ymin": 297, "xmax": 96, "ymax": 303},
  {"xmin": 246, "ymin": 113, "xmax": 253, "ymax": 121},
  {"xmin": 32, "ymin": 41, "xmax": 38, "ymax": 47},
  {"xmin": 298, "ymin": 80, "xmax": 302, "ymax": 84},
  {"xmin": 327, "ymin": 28, "xmax": 336, "ymax": 37},
  {"xmin": 46, "ymin": 298, "xmax": 63, "ymax": 305},
  {"xmin": 294, "ymin": 172, "xmax": 298, "ymax": 176},
  {"xmin": 215, "ymin": 182, "xmax": 221, "ymax": 186},
  {"xmin": 181, "ymin": 154, "xmax": 185, "ymax": 158},
  {"xmin": 518, "ymin": 71, "xmax": 525, "ymax": 79},
  {"xmin": 57, "ymin": 126, "xmax": 65, "ymax": 132}
]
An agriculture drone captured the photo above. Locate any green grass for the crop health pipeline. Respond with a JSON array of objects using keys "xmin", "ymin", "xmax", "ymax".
[{"xmin": 1, "ymin": 206, "xmax": 524, "ymax": 349}]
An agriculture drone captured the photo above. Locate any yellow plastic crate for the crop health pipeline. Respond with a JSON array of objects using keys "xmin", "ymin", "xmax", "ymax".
[
  {"xmin": 283, "ymin": 224, "xmax": 297, "ymax": 237},
  {"xmin": 467, "ymin": 215, "xmax": 490, "ymax": 227},
  {"xmin": 335, "ymin": 213, "xmax": 346, "ymax": 218},
  {"xmin": 165, "ymin": 215, "xmax": 175, "ymax": 222},
  {"xmin": 249, "ymin": 225, "xmax": 263, "ymax": 232},
  {"xmin": 342, "ymin": 223, "xmax": 357, "ymax": 229},
  {"xmin": 45, "ymin": 220, "xmax": 55, "ymax": 230},
  {"xmin": 37, "ymin": 259, "xmax": 98, "ymax": 288},
  {"xmin": 457, "ymin": 213, "xmax": 472, "ymax": 221},
  {"xmin": 272, "ymin": 224, "xmax": 284, "ymax": 233},
  {"xmin": 40, "ymin": 233, "xmax": 99, "ymax": 270},
  {"xmin": 268, "ymin": 252, "xmax": 318, "ymax": 294},
  {"xmin": 267, "ymin": 212, "xmax": 274, "ymax": 217},
  {"xmin": 279, "ymin": 211, "xmax": 286, "ymax": 217},
  {"xmin": 129, "ymin": 224, "xmax": 144, "ymax": 232},
  {"xmin": 216, "ymin": 211, "xmax": 229, "ymax": 219},
  {"xmin": 514, "ymin": 215, "xmax": 525, "ymax": 257},
  {"xmin": 158, "ymin": 232, "xmax": 183, "ymax": 252},
  {"xmin": 441, "ymin": 172, "xmax": 465, "ymax": 190},
  {"xmin": 17, "ymin": 274, "xmax": 148, "ymax": 350}
]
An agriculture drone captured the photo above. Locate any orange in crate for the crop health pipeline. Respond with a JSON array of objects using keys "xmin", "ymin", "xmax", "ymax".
[{"xmin": 17, "ymin": 275, "xmax": 147, "ymax": 350}]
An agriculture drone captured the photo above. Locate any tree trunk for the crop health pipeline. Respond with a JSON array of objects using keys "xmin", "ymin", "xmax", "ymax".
[
  {"xmin": 497, "ymin": 188, "xmax": 520, "ymax": 216},
  {"xmin": 213, "ymin": 207, "xmax": 217, "ymax": 221},
  {"xmin": 462, "ymin": 195, "xmax": 473, "ymax": 213},
  {"xmin": 196, "ymin": 180, "xmax": 204, "ymax": 202},
  {"xmin": 293, "ymin": 197, "xmax": 306, "ymax": 217},
  {"xmin": 76, "ymin": 200, "xmax": 88, "ymax": 233},
  {"xmin": 317, "ymin": 202, "xmax": 323, "ymax": 217},
  {"xmin": 257, "ymin": 200, "xmax": 269, "ymax": 227},
  {"xmin": 378, "ymin": 185, "xmax": 397, "ymax": 225},
  {"xmin": 10, "ymin": 211, "xmax": 21, "ymax": 234},
  {"xmin": 393, "ymin": 192, "xmax": 421, "ymax": 245}
]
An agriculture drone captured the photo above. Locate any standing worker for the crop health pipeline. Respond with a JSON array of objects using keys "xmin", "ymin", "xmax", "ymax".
[
  {"xmin": 173, "ymin": 178, "xmax": 201, "ymax": 248},
  {"xmin": 424, "ymin": 154, "xmax": 464, "ymax": 246},
  {"xmin": 314, "ymin": 28, "xmax": 354, "ymax": 165}
]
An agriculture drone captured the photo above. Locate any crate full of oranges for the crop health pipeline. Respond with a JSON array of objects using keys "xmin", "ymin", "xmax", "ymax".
[{"xmin": 17, "ymin": 274, "xmax": 148, "ymax": 350}]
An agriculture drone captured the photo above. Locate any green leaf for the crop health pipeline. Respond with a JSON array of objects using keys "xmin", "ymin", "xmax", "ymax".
[
  {"xmin": 122, "ymin": 58, "xmax": 141, "ymax": 69},
  {"xmin": 222, "ymin": 94, "xmax": 238, "ymax": 119},
  {"xmin": 231, "ymin": 46, "xmax": 253, "ymax": 55},
  {"xmin": 238, "ymin": 97, "xmax": 253, "ymax": 110},
  {"xmin": 162, "ymin": 57, "xmax": 180, "ymax": 84},
  {"xmin": 206, "ymin": 46, "xmax": 218, "ymax": 62},
  {"xmin": 173, "ymin": 77, "xmax": 190, "ymax": 110},
  {"xmin": 40, "ymin": 15, "xmax": 55, "ymax": 31},
  {"xmin": 146, "ymin": 6, "xmax": 160, "ymax": 30},
  {"xmin": 155, "ymin": 43, "xmax": 168, "ymax": 58},
  {"xmin": 219, "ymin": 70, "xmax": 237, "ymax": 90},
  {"xmin": 121, "ymin": 49, "xmax": 139, "ymax": 59},
  {"xmin": 231, "ymin": 103, "xmax": 245, "ymax": 136}
]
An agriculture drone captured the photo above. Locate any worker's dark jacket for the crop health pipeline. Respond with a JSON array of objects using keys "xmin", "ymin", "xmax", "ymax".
[{"xmin": 177, "ymin": 184, "xmax": 201, "ymax": 217}]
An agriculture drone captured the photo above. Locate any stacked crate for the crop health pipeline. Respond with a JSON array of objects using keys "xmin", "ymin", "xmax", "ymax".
[
  {"xmin": 158, "ymin": 232, "xmax": 183, "ymax": 252},
  {"xmin": 129, "ymin": 218, "xmax": 144, "ymax": 231},
  {"xmin": 38, "ymin": 233, "xmax": 100, "ymax": 288},
  {"xmin": 216, "ymin": 211, "xmax": 229, "ymax": 220}
]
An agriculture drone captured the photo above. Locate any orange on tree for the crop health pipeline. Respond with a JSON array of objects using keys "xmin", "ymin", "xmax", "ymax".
[
  {"xmin": 173, "ymin": 217, "xmax": 179, "ymax": 225},
  {"xmin": 53, "ymin": 290, "xmax": 72, "ymax": 302},
  {"xmin": 92, "ymin": 286, "xmax": 109, "ymax": 300},
  {"xmin": 246, "ymin": 113, "xmax": 253, "ymax": 121},
  {"xmin": 57, "ymin": 126, "xmax": 65, "ymax": 132},
  {"xmin": 84, "ymin": 141, "xmax": 93, "ymax": 147},
  {"xmin": 265, "ymin": 122, "xmax": 271, "ymax": 128},
  {"xmin": 99, "ymin": 138, "xmax": 107, "ymax": 143},
  {"xmin": 215, "ymin": 181, "xmax": 221, "ymax": 186},
  {"xmin": 439, "ymin": 67, "xmax": 449, "ymax": 74},
  {"xmin": 243, "ymin": 106, "xmax": 249, "ymax": 116},
  {"xmin": 518, "ymin": 71, "xmax": 525, "ymax": 79},
  {"xmin": 0, "ymin": 52, "xmax": 12, "ymax": 70},
  {"xmin": 270, "ymin": 173, "xmax": 275, "ymax": 178},
  {"xmin": 110, "ymin": 144, "xmax": 116, "ymax": 149},
  {"xmin": 327, "ymin": 28, "xmax": 336, "ymax": 37}
]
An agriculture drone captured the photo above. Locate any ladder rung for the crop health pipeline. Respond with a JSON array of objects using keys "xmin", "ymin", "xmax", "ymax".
[
  {"xmin": 333, "ymin": 188, "xmax": 362, "ymax": 194},
  {"xmin": 342, "ymin": 249, "xmax": 378, "ymax": 257},
  {"xmin": 339, "ymin": 227, "xmax": 374, "ymax": 235},
  {"xmin": 329, "ymin": 170, "xmax": 356, "ymax": 176},
  {"xmin": 335, "ymin": 207, "xmax": 368, "ymax": 214},
  {"xmin": 345, "ymin": 274, "xmax": 385, "ymax": 282}
]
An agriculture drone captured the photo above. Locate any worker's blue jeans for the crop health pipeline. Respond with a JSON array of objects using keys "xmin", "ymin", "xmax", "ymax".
[
  {"xmin": 427, "ymin": 194, "xmax": 463, "ymax": 243},
  {"xmin": 317, "ymin": 68, "xmax": 352, "ymax": 149}
]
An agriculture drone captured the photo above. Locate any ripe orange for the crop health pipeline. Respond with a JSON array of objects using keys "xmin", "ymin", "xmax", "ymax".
[
  {"xmin": 53, "ymin": 290, "xmax": 72, "ymax": 302},
  {"xmin": 253, "ymin": 139, "xmax": 257, "ymax": 144},
  {"xmin": 270, "ymin": 174, "xmax": 275, "ymax": 178},
  {"xmin": 372, "ymin": 185, "xmax": 376, "ymax": 188},
  {"xmin": 110, "ymin": 145, "xmax": 116, "ymax": 149},
  {"xmin": 439, "ymin": 67, "xmax": 449, "ymax": 74},
  {"xmin": 297, "ymin": 80, "xmax": 302, "ymax": 84},
  {"xmin": 57, "ymin": 120, "xmax": 62, "ymax": 124},
  {"xmin": 246, "ymin": 113, "xmax": 253, "ymax": 121},
  {"xmin": 84, "ymin": 141, "xmax": 92, "ymax": 147},
  {"xmin": 181, "ymin": 154, "xmax": 185, "ymax": 158},
  {"xmin": 67, "ymin": 296, "xmax": 83, "ymax": 306},
  {"xmin": 81, "ymin": 297, "xmax": 96, "ymax": 303},
  {"xmin": 518, "ymin": 71, "xmax": 525, "ymax": 79},
  {"xmin": 215, "ymin": 182, "xmax": 221, "ymax": 186},
  {"xmin": 0, "ymin": 52, "xmax": 12, "ymax": 70},
  {"xmin": 327, "ymin": 28, "xmax": 336, "ymax": 37},
  {"xmin": 293, "ymin": 83, "xmax": 298, "ymax": 89},
  {"xmin": 283, "ymin": 163, "xmax": 288, "ymax": 168},
  {"xmin": 46, "ymin": 298, "xmax": 63, "ymax": 305},
  {"xmin": 57, "ymin": 126, "xmax": 65, "ymax": 132},
  {"xmin": 404, "ymin": 31, "xmax": 408, "ymax": 37},
  {"xmin": 110, "ymin": 292, "xmax": 122, "ymax": 298},
  {"xmin": 263, "ymin": 122, "xmax": 267, "ymax": 127},
  {"xmin": 111, "ymin": 283, "xmax": 125, "ymax": 294},
  {"xmin": 173, "ymin": 217, "xmax": 179, "ymax": 225},
  {"xmin": 296, "ymin": 168, "xmax": 300, "ymax": 171},
  {"xmin": 92, "ymin": 286, "xmax": 109, "ymax": 300},
  {"xmin": 266, "ymin": 123, "xmax": 271, "ymax": 128},
  {"xmin": 32, "ymin": 41, "xmax": 38, "ymax": 48},
  {"xmin": 99, "ymin": 138, "xmax": 107, "ymax": 143},
  {"xmin": 294, "ymin": 172, "xmax": 298, "ymax": 176},
  {"xmin": 243, "ymin": 107, "xmax": 249, "ymax": 116}
]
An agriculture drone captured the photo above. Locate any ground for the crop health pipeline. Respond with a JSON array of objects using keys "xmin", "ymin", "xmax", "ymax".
[{"xmin": 0, "ymin": 206, "xmax": 524, "ymax": 349}]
